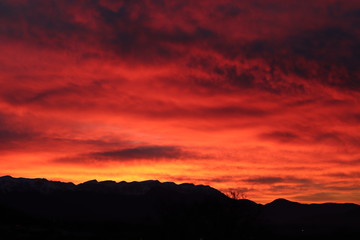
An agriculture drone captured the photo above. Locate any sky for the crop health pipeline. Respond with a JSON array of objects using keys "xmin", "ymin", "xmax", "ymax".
[{"xmin": 0, "ymin": 0, "xmax": 360, "ymax": 204}]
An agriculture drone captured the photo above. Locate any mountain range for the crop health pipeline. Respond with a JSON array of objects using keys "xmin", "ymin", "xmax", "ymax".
[{"xmin": 0, "ymin": 175, "xmax": 359, "ymax": 239}]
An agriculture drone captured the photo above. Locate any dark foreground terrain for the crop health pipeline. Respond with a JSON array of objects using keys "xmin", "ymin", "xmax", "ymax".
[{"xmin": 0, "ymin": 176, "xmax": 359, "ymax": 240}]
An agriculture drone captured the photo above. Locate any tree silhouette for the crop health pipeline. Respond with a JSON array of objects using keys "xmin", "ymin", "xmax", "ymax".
[{"xmin": 227, "ymin": 190, "xmax": 247, "ymax": 200}]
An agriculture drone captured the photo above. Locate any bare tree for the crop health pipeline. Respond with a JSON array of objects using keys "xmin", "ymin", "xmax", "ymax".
[{"xmin": 227, "ymin": 190, "xmax": 248, "ymax": 200}]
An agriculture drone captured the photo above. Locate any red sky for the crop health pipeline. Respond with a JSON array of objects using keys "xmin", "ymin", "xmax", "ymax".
[{"xmin": 1, "ymin": 0, "xmax": 360, "ymax": 204}]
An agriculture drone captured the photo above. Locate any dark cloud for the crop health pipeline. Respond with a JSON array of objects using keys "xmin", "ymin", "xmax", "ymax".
[
  {"xmin": 284, "ymin": 28, "xmax": 359, "ymax": 90},
  {"xmin": 325, "ymin": 185, "xmax": 360, "ymax": 192},
  {"xmin": 194, "ymin": 105, "xmax": 268, "ymax": 118},
  {"xmin": 92, "ymin": 146, "xmax": 189, "ymax": 160},
  {"xmin": 0, "ymin": 113, "xmax": 38, "ymax": 147},
  {"xmin": 0, "ymin": 129, "xmax": 33, "ymax": 143},
  {"xmin": 215, "ymin": 3, "xmax": 243, "ymax": 18},
  {"xmin": 258, "ymin": 129, "xmax": 360, "ymax": 147},
  {"xmin": 51, "ymin": 138, "xmax": 126, "ymax": 148},
  {"xmin": 213, "ymin": 66, "xmax": 255, "ymax": 89},
  {"xmin": 236, "ymin": 27, "xmax": 360, "ymax": 92},
  {"xmin": 3, "ymin": 81, "xmax": 110, "ymax": 106},
  {"xmin": 158, "ymin": 175, "xmax": 240, "ymax": 185},
  {"xmin": 243, "ymin": 176, "xmax": 312, "ymax": 185},
  {"xmin": 317, "ymin": 132, "xmax": 360, "ymax": 147},
  {"xmin": 0, "ymin": 76, "xmax": 272, "ymax": 122},
  {"xmin": 143, "ymin": 104, "xmax": 272, "ymax": 120},
  {"xmin": 244, "ymin": 177, "xmax": 283, "ymax": 184},
  {"xmin": 1, "ymin": 0, "xmax": 359, "ymax": 92},
  {"xmin": 0, "ymin": 0, "xmax": 217, "ymax": 64},
  {"xmin": 314, "ymin": 132, "xmax": 344, "ymax": 145},
  {"xmin": 329, "ymin": 159, "xmax": 360, "ymax": 166},
  {"xmin": 0, "ymin": 0, "xmax": 88, "ymax": 48},
  {"xmin": 325, "ymin": 172, "xmax": 360, "ymax": 179},
  {"xmin": 0, "ymin": 112, "xmax": 128, "ymax": 152},
  {"xmin": 294, "ymin": 192, "xmax": 342, "ymax": 202},
  {"xmin": 57, "ymin": 145, "xmax": 204, "ymax": 163},
  {"xmin": 259, "ymin": 131, "xmax": 300, "ymax": 143},
  {"xmin": 345, "ymin": 113, "xmax": 360, "ymax": 124},
  {"xmin": 268, "ymin": 184, "xmax": 304, "ymax": 193}
]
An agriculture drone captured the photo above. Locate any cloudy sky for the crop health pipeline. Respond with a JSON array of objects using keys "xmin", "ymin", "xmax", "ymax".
[{"xmin": 0, "ymin": 0, "xmax": 359, "ymax": 203}]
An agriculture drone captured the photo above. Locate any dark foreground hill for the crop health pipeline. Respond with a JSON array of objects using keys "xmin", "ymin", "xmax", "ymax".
[{"xmin": 0, "ymin": 176, "xmax": 359, "ymax": 240}]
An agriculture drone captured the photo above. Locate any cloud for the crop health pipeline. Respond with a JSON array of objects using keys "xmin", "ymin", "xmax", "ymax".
[
  {"xmin": 293, "ymin": 192, "xmax": 343, "ymax": 202},
  {"xmin": 328, "ymin": 159, "xmax": 360, "ymax": 166},
  {"xmin": 0, "ymin": 113, "xmax": 39, "ymax": 149},
  {"xmin": 325, "ymin": 185, "xmax": 360, "ymax": 192},
  {"xmin": 345, "ymin": 113, "xmax": 360, "ymax": 124},
  {"xmin": 257, "ymin": 128, "xmax": 360, "ymax": 148},
  {"xmin": 2, "ymin": 81, "xmax": 112, "ymax": 107},
  {"xmin": 259, "ymin": 131, "xmax": 300, "ymax": 143},
  {"xmin": 57, "ymin": 145, "xmax": 204, "ymax": 163},
  {"xmin": 0, "ymin": 111, "xmax": 131, "ymax": 153},
  {"xmin": 243, "ymin": 176, "xmax": 312, "ymax": 185},
  {"xmin": 325, "ymin": 172, "xmax": 360, "ymax": 179},
  {"xmin": 1, "ymin": 0, "xmax": 358, "ymax": 89},
  {"xmin": 92, "ymin": 146, "xmax": 192, "ymax": 160},
  {"xmin": 1, "ymin": 81, "xmax": 271, "ymax": 121},
  {"xmin": 0, "ymin": 129, "xmax": 33, "ymax": 142}
]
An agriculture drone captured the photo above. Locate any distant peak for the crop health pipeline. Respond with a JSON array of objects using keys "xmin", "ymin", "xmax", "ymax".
[
  {"xmin": 267, "ymin": 198, "xmax": 300, "ymax": 206},
  {"xmin": 99, "ymin": 180, "xmax": 116, "ymax": 184},
  {"xmin": 272, "ymin": 198, "xmax": 290, "ymax": 202},
  {"xmin": 80, "ymin": 179, "xmax": 98, "ymax": 185},
  {"xmin": 0, "ymin": 175, "xmax": 13, "ymax": 179}
]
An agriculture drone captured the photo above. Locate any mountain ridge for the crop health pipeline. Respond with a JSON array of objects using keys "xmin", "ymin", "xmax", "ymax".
[
  {"xmin": 0, "ymin": 175, "xmax": 227, "ymax": 199},
  {"xmin": 1, "ymin": 175, "xmax": 358, "ymax": 206},
  {"xmin": 0, "ymin": 175, "xmax": 359, "ymax": 239}
]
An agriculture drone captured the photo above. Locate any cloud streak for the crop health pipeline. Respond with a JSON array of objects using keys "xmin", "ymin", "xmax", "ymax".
[
  {"xmin": 243, "ymin": 176, "xmax": 312, "ymax": 185},
  {"xmin": 57, "ymin": 145, "xmax": 204, "ymax": 163}
]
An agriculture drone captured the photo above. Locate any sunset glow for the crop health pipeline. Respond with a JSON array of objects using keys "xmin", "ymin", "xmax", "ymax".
[{"xmin": 1, "ymin": 0, "xmax": 360, "ymax": 204}]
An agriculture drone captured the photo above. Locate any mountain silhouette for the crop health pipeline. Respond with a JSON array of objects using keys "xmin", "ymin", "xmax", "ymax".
[{"xmin": 0, "ymin": 176, "xmax": 359, "ymax": 239}]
